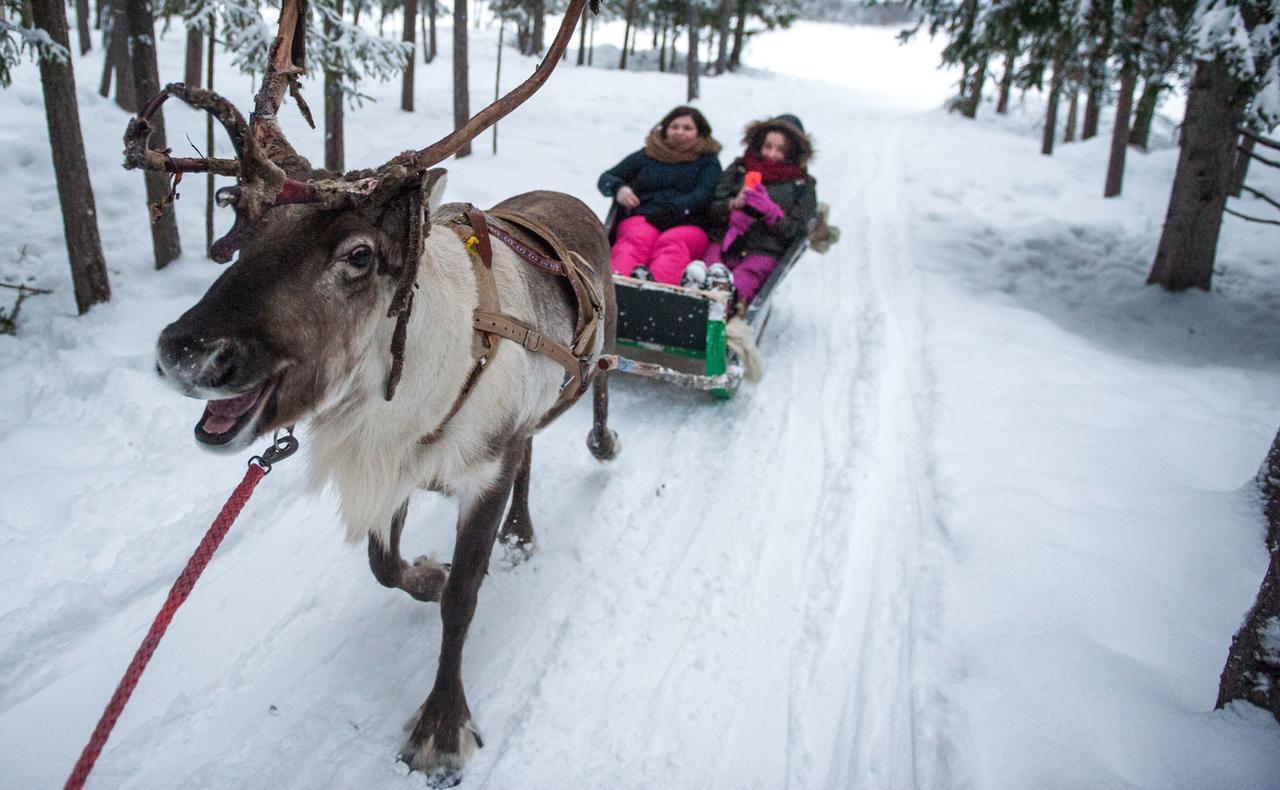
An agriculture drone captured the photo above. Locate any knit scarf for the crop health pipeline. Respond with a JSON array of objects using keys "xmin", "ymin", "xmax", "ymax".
[
  {"xmin": 643, "ymin": 128, "xmax": 722, "ymax": 164},
  {"xmin": 743, "ymin": 152, "xmax": 805, "ymax": 184}
]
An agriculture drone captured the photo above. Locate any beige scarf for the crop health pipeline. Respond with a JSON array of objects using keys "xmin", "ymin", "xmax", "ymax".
[{"xmin": 643, "ymin": 128, "xmax": 722, "ymax": 164}]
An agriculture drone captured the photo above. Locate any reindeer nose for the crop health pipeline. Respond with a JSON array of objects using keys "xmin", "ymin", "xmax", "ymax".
[{"xmin": 157, "ymin": 327, "xmax": 261, "ymax": 393}]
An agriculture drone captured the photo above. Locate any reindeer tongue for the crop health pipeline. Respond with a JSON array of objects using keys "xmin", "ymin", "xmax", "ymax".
[{"xmin": 201, "ymin": 388, "xmax": 262, "ymax": 435}]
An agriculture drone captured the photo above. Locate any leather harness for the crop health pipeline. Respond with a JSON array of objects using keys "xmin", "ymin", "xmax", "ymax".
[{"xmin": 418, "ymin": 205, "xmax": 603, "ymax": 446}]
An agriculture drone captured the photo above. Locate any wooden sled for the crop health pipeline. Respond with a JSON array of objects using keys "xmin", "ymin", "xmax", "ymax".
[{"xmin": 604, "ymin": 207, "xmax": 809, "ymax": 399}]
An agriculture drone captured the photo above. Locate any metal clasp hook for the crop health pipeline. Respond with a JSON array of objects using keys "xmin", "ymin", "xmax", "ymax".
[{"xmin": 249, "ymin": 427, "xmax": 299, "ymax": 474}]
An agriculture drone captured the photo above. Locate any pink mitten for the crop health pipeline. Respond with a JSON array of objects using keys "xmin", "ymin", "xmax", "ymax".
[
  {"xmin": 722, "ymin": 208, "xmax": 755, "ymax": 249},
  {"xmin": 743, "ymin": 187, "xmax": 784, "ymax": 225}
]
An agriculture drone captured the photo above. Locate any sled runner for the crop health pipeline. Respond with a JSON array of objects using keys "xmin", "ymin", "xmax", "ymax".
[{"xmin": 604, "ymin": 207, "xmax": 809, "ymax": 399}]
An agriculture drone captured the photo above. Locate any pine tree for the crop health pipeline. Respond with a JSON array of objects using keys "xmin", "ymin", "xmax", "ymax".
[
  {"xmin": 1147, "ymin": 0, "xmax": 1279, "ymax": 291},
  {"xmin": 21, "ymin": 0, "xmax": 112, "ymax": 312}
]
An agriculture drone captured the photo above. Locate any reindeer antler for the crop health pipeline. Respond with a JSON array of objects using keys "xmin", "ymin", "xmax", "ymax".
[{"xmin": 123, "ymin": 0, "xmax": 600, "ymax": 263}]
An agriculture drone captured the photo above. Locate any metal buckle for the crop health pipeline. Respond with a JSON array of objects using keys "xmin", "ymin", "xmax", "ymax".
[{"xmin": 523, "ymin": 330, "xmax": 542, "ymax": 351}]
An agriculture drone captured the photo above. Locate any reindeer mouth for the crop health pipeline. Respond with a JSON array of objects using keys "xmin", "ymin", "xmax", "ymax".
[{"xmin": 195, "ymin": 379, "xmax": 277, "ymax": 447}]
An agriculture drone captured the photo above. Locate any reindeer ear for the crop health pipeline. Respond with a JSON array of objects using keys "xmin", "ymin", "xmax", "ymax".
[{"xmin": 422, "ymin": 168, "xmax": 448, "ymax": 215}]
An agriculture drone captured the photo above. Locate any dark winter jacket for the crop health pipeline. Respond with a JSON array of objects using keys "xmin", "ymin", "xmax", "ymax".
[
  {"xmin": 597, "ymin": 150, "xmax": 723, "ymax": 230},
  {"xmin": 708, "ymin": 157, "xmax": 818, "ymax": 258}
]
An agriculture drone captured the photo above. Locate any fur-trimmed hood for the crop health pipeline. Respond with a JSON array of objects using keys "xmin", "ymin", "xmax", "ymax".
[{"xmin": 742, "ymin": 114, "xmax": 813, "ymax": 167}]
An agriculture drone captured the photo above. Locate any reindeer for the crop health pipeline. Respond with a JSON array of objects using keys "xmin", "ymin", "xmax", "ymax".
[{"xmin": 127, "ymin": 1, "xmax": 616, "ymax": 784}]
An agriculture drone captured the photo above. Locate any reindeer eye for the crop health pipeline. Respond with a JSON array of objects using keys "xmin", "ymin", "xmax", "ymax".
[{"xmin": 347, "ymin": 245, "xmax": 374, "ymax": 272}]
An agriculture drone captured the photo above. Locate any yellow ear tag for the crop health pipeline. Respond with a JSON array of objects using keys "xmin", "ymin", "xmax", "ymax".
[{"xmin": 464, "ymin": 235, "xmax": 480, "ymax": 257}]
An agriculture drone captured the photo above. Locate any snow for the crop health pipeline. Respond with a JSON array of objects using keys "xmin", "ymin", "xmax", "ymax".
[{"xmin": 3, "ymin": 14, "xmax": 1280, "ymax": 790}]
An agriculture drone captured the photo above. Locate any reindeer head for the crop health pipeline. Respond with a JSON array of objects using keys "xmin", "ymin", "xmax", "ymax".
[{"xmin": 134, "ymin": 0, "xmax": 596, "ymax": 451}]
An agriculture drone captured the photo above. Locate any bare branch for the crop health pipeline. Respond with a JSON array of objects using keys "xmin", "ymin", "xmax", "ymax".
[
  {"xmin": 1241, "ymin": 185, "xmax": 1280, "ymax": 213},
  {"xmin": 1225, "ymin": 207, "xmax": 1280, "ymax": 226},
  {"xmin": 1243, "ymin": 147, "xmax": 1280, "ymax": 169},
  {"xmin": 1239, "ymin": 127, "xmax": 1280, "ymax": 152}
]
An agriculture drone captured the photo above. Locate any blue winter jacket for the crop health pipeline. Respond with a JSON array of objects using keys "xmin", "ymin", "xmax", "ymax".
[{"xmin": 597, "ymin": 150, "xmax": 723, "ymax": 230}]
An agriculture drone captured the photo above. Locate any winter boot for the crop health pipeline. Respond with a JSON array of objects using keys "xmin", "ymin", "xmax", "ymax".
[
  {"xmin": 706, "ymin": 262, "xmax": 734, "ymax": 293},
  {"xmin": 631, "ymin": 265, "xmax": 654, "ymax": 282},
  {"xmin": 681, "ymin": 260, "xmax": 708, "ymax": 289}
]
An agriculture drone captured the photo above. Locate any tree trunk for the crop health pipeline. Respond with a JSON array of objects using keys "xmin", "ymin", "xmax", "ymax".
[
  {"xmin": 1229, "ymin": 135, "xmax": 1254, "ymax": 198},
  {"xmin": 453, "ymin": 0, "xmax": 470, "ymax": 158},
  {"xmin": 205, "ymin": 18, "xmax": 215, "ymax": 255},
  {"xmin": 30, "ymin": 0, "xmax": 111, "ymax": 313},
  {"xmin": 325, "ymin": 0, "xmax": 345, "ymax": 172},
  {"xmin": 1042, "ymin": 54, "xmax": 1064, "ymax": 155},
  {"xmin": 531, "ymin": 0, "xmax": 544, "ymax": 54},
  {"xmin": 1146, "ymin": 59, "xmax": 1245, "ymax": 291},
  {"xmin": 729, "ymin": 0, "xmax": 746, "ymax": 70},
  {"xmin": 588, "ymin": 11, "xmax": 594, "ymax": 65},
  {"xmin": 98, "ymin": 0, "xmax": 113, "ymax": 96},
  {"xmin": 75, "ymin": 0, "xmax": 92, "ymax": 54},
  {"xmin": 1082, "ymin": 0, "xmax": 1115, "ymax": 140},
  {"xmin": 184, "ymin": 23, "xmax": 202, "ymax": 87},
  {"xmin": 659, "ymin": 17, "xmax": 667, "ymax": 72},
  {"xmin": 619, "ymin": 0, "xmax": 636, "ymax": 70},
  {"xmin": 685, "ymin": 1, "xmax": 698, "ymax": 100},
  {"xmin": 1104, "ymin": 0, "xmax": 1148, "ymax": 194},
  {"xmin": 1064, "ymin": 84, "xmax": 1079, "ymax": 142},
  {"xmin": 1128, "ymin": 77, "xmax": 1162, "ymax": 150},
  {"xmin": 401, "ymin": 0, "xmax": 417, "ymax": 111},
  {"xmin": 427, "ymin": 0, "xmax": 436, "ymax": 63},
  {"xmin": 961, "ymin": 56, "xmax": 987, "ymax": 118},
  {"xmin": 493, "ymin": 17, "xmax": 503, "ymax": 154},
  {"xmin": 103, "ymin": 0, "xmax": 136, "ymax": 110},
  {"xmin": 1216, "ymin": 425, "xmax": 1280, "ymax": 723},
  {"xmin": 126, "ymin": 0, "xmax": 181, "ymax": 268},
  {"xmin": 714, "ymin": 0, "xmax": 730, "ymax": 75},
  {"xmin": 1103, "ymin": 61, "xmax": 1138, "ymax": 195},
  {"xmin": 577, "ymin": 1, "xmax": 587, "ymax": 65},
  {"xmin": 996, "ymin": 47, "xmax": 1015, "ymax": 114}
]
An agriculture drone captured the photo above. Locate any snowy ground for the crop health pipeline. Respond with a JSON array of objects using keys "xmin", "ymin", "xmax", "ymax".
[{"xmin": 2, "ymin": 14, "xmax": 1280, "ymax": 790}]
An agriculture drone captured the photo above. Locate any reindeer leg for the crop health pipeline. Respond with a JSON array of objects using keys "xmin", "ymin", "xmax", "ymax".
[
  {"xmin": 368, "ymin": 498, "xmax": 449, "ymax": 603},
  {"xmin": 400, "ymin": 442, "xmax": 522, "ymax": 785},
  {"xmin": 587, "ymin": 369, "xmax": 620, "ymax": 460},
  {"xmin": 499, "ymin": 437, "xmax": 536, "ymax": 562},
  {"xmin": 588, "ymin": 279, "xmax": 621, "ymax": 461}
]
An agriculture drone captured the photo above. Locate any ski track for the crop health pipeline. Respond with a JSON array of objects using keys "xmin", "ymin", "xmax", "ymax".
[{"xmin": 1, "ymin": 74, "xmax": 957, "ymax": 790}]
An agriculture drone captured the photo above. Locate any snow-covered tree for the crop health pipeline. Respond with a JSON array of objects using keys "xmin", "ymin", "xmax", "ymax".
[
  {"xmin": 1147, "ymin": 0, "xmax": 1279, "ymax": 291},
  {"xmin": 0, "ymin": 0, "xmax": 69, "ymax": 87}
]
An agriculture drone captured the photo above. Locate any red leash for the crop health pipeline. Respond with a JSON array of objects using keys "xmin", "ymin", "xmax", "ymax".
[{"xmin": 64, "ymin": 432, "xmax": 298, "ymax": 790}]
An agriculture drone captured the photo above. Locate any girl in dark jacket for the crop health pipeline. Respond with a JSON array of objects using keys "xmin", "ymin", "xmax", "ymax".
[
  {"xmin": 702, "ymin": 114, "xmax": 817, "ymax": 305},
  {"xmin": 597, "ymin": 106, "xmax": 723, "ymax": 283}
]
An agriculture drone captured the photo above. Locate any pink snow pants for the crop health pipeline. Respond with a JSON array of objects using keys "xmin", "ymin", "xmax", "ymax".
[
  {"xmin": 704, "ymin": 242, "xmax": 779, "ymax": 305},
  {"xmin": 611, "ymin": 215, "xmax": 709, "ymax": 285}
]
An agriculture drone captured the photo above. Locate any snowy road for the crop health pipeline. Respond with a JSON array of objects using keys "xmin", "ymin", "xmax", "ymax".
[{"xmin": 5, "ymin": 17, "xmax": 1280, "ymax": 790}]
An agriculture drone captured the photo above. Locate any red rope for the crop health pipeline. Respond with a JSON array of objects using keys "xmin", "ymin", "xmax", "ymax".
[{"xmin": 64, "ymin": 463, "xmax": 267, "ymax": 790}]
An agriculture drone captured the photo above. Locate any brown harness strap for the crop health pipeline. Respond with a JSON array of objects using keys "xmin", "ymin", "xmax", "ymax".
[
  {"xmin": 487, "ymin": 208, "xmax": 603, "ymax": 352},
  {"xmin": 418, "ymin": 204, "xmax": 599, "ymax": 446}
]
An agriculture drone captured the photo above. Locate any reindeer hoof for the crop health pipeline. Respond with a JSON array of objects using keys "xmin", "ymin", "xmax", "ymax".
[
  {"xmin": 587, "ymin": 427, "xmax": 620, "ymax": 461},
  {"xmin": 499, "ymin": 534, "xmax": 537, "ymax": 566},
  {"xmin": 399, "ymin": 716, "xmax": 483, "ymax": 788},
  {"xmin": 402, "ymin": 556, "xmax": 449, "ymax": 603}
]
